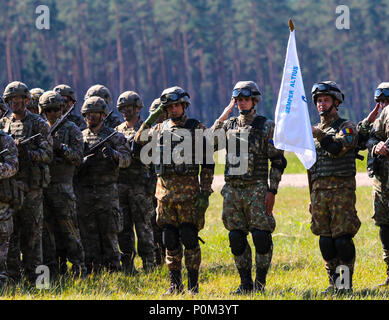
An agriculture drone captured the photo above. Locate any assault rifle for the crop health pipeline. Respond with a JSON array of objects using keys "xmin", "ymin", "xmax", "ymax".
[
  {"xmin": 48, "ymin": 105, "xmax": 75, "ymax": 137},
  {"xmin": 83, "ymin": 131, "xmax": 118, "ymax": 160},
  {"xmin": 19, "ymin": 133, "xmax": 42, "ymax": 145},
  {"xmin": 0, "ymin": 149, "xmax": 9, "ymax": 156},
  {"xmin": 104, "ymin": 110, "xmax": 114, "ymax": 125}
]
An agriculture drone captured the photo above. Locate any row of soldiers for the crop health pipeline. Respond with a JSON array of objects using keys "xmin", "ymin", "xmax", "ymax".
[{"xmin": 0, "ymin": 78, "xmax": 388, "ymax": 296}]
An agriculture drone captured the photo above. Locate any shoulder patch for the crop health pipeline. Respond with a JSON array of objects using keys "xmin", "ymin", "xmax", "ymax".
[{"xmin": 342, "ymin": 128, "xmax": 353, "ymax": 134}]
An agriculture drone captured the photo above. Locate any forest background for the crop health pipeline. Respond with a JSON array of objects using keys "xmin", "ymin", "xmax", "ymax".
[{"xmin": 1, "ymin": 0, "xmax": 388, "ymax": 125}]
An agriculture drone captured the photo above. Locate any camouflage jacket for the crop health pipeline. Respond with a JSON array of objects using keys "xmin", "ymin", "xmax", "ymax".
[
  {"xmin": 105, "ymin": 111, "xmax": 123, "ymax": 129},
  {"xmin": 116, "ymin": 118, "xmax": 152, "ymax": 185},
  {"xmin": 68, "ymin": 114, "xmax": 87, "ymax": 131},
  {"xmin": 139, "ymin": 115, "xmax": 214, "ymax": 202},
  {"xmin": 310, "ymin": 114, "xmax": 358, "ymax": 190},
  {"xmin": 78, "ymin": 125, "xmax": 131, "ymax": 186},
  {"xmin": 212, "ymin": 113, "xmax": 285, "ymax": 193},
  {"xmin": 49, "ymin": 119, "xmax": 84, "ymax": 184},
  {"xmin": 0, "ymin": 109, "xmax": 53, "ymax": 187}
]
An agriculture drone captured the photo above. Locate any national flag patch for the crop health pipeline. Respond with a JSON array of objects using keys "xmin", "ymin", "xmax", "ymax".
[
  {"xmin": 269, "ymin": 139, "xmax": 274, "ymax": 145},
  {"xmin": 342, "ymin": 128, "xmax": 353, "ymax": 134}
]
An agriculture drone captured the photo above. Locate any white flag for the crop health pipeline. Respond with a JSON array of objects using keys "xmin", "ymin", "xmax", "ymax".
[{"xmin": 273, "ymin": 27, "xmax": 316, "ymax": 169}]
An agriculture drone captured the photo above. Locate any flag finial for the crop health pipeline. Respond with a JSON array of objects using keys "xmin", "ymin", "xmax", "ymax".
[{"xmin": 289, "ymin": 19, "xmax": 295, "ymax": 32}]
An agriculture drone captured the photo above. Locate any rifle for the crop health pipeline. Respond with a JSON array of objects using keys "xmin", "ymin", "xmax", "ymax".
[
  {"xmin": 83, "ymin": 131, "xmax": 118, "ymax": 159},
  {"xmin": 48, "ymin": 105, "xmax": 75, "ymax": 137},
  {"xmin": 0, "ymin": 149, "xmax": 9, "ymax": 156},
  {"xmin": 2, "ymin": 109, "xmax": 10, "ymax": 119},
  {"xmin": 104, "ymin": 110, "xmax": 114, "ymax": 125},
  {"xmin": 19, "ymin": 133, "xmax": 42, "ymax": 145},
  {"xmin": 367, "ymin": 137, "xmax": 389, "ymax": 178}
]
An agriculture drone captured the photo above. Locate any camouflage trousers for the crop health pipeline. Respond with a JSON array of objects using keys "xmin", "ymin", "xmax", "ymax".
[
  {"xmin": 78, "ymin": 183, "xmax": 123, "ymax": 272},
  {"xmin": 118, "ymin": 183, "xmax": 155, "ymax": 269},
  {"xmin": 221, "ymin": 182, "xmax": 276, "ymax": 272},
  {"xmin": 7, "ymin": 187, "xmax": 43, "ymax": 283},
  {"xmin": 310, "ymin": 187, "xmax": 361, "ymax": 238},
  {"xmin": 0, "ymin": 204, "xmax": 13, "ymax": 285},
  {"xmin": 151, "ymin": 208, "xmax": 165, "ymax": 265},
  {"xmin": 156, "ymin": 199, "xmax": 203, "ymax": 271},
  {"xmin": 372, "ymin": 183, "xmax": 389, "ymax": 226},
  {"xmin": 42, "ymin": 183, "xmax": 85, "ymax": 276}
]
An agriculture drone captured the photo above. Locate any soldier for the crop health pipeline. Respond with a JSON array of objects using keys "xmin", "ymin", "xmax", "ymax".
[
  {"xmin": 309, "ymin": 81, "xmax": 361, "ymax": 294},
  {"xmin": 366, "ymin": 82, "xmax": 389, "ymax": 286},
  {"xmin": 39, "ymin": 91, "xmax": 86, "ymax": 279},
  {"xmin": 27, "ymin": 88, "xmax": 44, "ymax": 115},
  {"xmin": 77, "ymin": 96, "xmax": 131, "ymax": 273},
  {"xmin": 211, "ymin": 81, "xmax": 286, "ymax": 294},
  {"xmin": 135, "ymin": 86, "xmax": 214, "ymax": 294},
  {"xmin": 148, "ymin": 98, "xmax": 167, "ymax": 266},
  {"xmin": 84, "ymin": 85, "xmax": 123, "ymax": 129},
  {"xmin": 0, "ymin": 97, "xmax": 10, "ymax": 119},
  {"xmin": 1, "ymin": 81, "xmax": 53, "ymax": 284},
  {"xmin": 115, "ymin": 91, "xmax": 156, "ymax": 273},
  {"xmin": 53, "ymin": 84, "xmax": 87, "ymax": 131},
  {"xmin": 0, "ymin": 132, "xmax": 19, "ymax": 290}
]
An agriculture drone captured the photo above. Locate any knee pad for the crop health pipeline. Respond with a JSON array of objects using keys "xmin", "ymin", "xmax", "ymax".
[
  {"xmin": 380, "ymin": 225, "xmax": 389, "ymax": 250},
  {"xmin": 228, "ymin": 230, "xmax": 248, "ymax": 256},
  {"xmin": 334, "ymin": 235, "xmax": 355, "ymax": 263},
  {"xmin": 251, "ymin": 229, "xmax": 272, "ymax": 255},
  {"xmin": 162, "ymin": 225, "xmax": 180, "ymax": 251},
  {"xmin": 319, "ymin": 236, "xmax": 337, "ymax": 261},
  {"xmin": 179, "ymin": 223, "xmax": 199, "ymax": 250}
]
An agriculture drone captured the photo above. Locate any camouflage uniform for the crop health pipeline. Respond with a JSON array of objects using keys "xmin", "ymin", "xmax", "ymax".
[
  {"xmin": 68, "ymin": 114, "xmax": 87, "ymax": 131},
  {"xmin": 0, "ymin": 132, "xmax": 19, "ymax": 288},
  {"xmin": 116, "ymin": 118, "xmax": 156, "ymax": 272},
  {"xmin": 212, "ymin": 107, "xmax": 286, "ymax": 293},
  {"xmin": 42, "ymin": 116, "xmax": 86, "ymax": 278},
  {"xmin": 27, "ymin": 88, "xmax": 44, "ymax": 115},
  {"xmin": 0, "ymin": 109, "xmax": 53, "ymax": 283},
  {"xmin": 77, "ymin": 97, "xmax": 131, "ymax": 272},
  {"xmin": 309, "ymin": 81, "xmax": 360, "ymax": 293},
  {"xmin": 367, "ymin": 104, "xmax": 389, "ymax": 282}
]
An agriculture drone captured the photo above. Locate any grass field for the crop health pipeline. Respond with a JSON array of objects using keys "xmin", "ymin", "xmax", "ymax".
[
  {"xmin": 214, "ymin": 150, "xmax": 368, "ymax": 175},
  {"xmin": 1, "ymin": 184, "xmax": 388, "ymax": 300}
]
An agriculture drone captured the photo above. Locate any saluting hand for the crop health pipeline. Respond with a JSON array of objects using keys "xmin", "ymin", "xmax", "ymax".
[
  {"xmin": 218, "ymin": 98, "xmax": 236, "ymax": 122},
  {"xmin": 366, "ymin": 103, "xmax": 382, "ymax": 124}
]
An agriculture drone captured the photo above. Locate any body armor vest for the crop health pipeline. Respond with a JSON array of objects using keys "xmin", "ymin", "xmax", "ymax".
[
  {"xmin": 309, "ymin": 118, "xmax": 356, "ymax": 182},
  {"xmin": 155, "ymin": 118, "xmax": 200, "ymax": 177},
  {"xmin": 50, "ymin": 121, "xmax": 76, "ymax": 183},
  {"xmin": 3, "ymin": 113, "xmax": 50, "ymax": 188},
  {"xmin": 224, "ymin": 116, "xmax": 268, "ymax": 182},
  {"xmin": 81, "ymin": 126, "xmax": 119, "ymax": 185}
]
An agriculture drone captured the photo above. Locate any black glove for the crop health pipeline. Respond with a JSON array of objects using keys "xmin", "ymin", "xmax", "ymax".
[{"xmin": 102, "ymin": 145, "xmax": 117, "ymax": 162}]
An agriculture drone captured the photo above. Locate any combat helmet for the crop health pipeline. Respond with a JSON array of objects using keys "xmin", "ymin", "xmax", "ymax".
[
  {"xmin": 3, "ymin": 81, "xmax": 30, "ymax": 102},
  {"xmin": 116, "ymin": 91, "xmax": 144, "ymax": 112},
  {"xmin": 53, "ymin": 84, "xmax": 77, "ymax": 103},
  {"xmin": 81, "ymin": 96, "xmax": 109, "ymax": 117},
  {"xmin": 374, "ymin": 82, "xmax": 389, "ymax": 102},
  {"xmin": 38, "ymin": 91, "xmax": 64, "ymax": 113},
  {"xmin": 28, "ymin": 88, "xmax": 45, "ymax": 112},
  {"xmin": 232, "ymin": 81, "xmax": 262, "ymax": 104},
  {"xmin": 160, "ymin": 86, "xmax": 191, "ymax": 109},
  {"xmin": 311, "ymin": 81, "xmax": 344, "ymax": 105},
  {"xmin": 84, "ymin": 85, "xmax": 112, "ymax": 105}
]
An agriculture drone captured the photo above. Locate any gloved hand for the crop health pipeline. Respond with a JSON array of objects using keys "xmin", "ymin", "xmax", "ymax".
[
  {"xmin": 15, "ymin": 140, "xmax": 30, "ymax": 161},
  {"xmin": 194, "ymin": 191, "xmax": 211, "ymax": 216},
  {"xmin": 102, "ymin": 145, "xmax": 118, "ymax": 162},
  {"xmin": 144, "ymin": 104, "xmax": 164, "ymax": 126}
]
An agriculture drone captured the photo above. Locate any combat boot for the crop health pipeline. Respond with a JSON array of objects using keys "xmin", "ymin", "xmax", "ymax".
[
  {"xmin": 253, "ymin": 267, "xmax": 267, "ymax": 294},
  {"xmin": 336, "ymin": 269, "xmax": 353, "ymax": 296},
  {"xmin": 378, "ymin": 266, "xmax": 389, "ymax": 287},
  {"xmin": 121, "ymin": 253, "xmax": 137, "ymax": 275},
  {"xmin": 163, "ymin": 270, "xmax": 184, "ymax": 295},
  {"xmin": 322, "ymin": 269, "xmax": 339, "ymax": 295},
  {"xmin": 231, "ymin": 268, "xmax": 253, "ymax": 295},
  {"xmin": 142, "ymin": 257, "xmax": 156, "ymax": 273},
  {"xmin": 187, "ymin": 269, "xmax": 199, "ymax": 294},
  {"xmin": 71, "ymin": 264, "xmax": 87, "ymax": 280}
]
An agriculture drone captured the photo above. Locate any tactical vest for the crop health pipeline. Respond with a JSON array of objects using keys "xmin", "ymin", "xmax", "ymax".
[
  {"xmin": 80, "ymin": 127, "xmax": 119, "ymax": 185},
  {"xmin": 49, "ymin": 121, "xmax": 77, "ymax": 184},
  {"xmin": 224, "ymin": 116, "xmax": 268, "ymax": 182},
  {"xmin": 0, "ymin": 132, "xmax": 23, "ymax": 209},
  {"xmin": 3, "ymin": 113, "xmax": 50, "ymax": 188},
  {"xmin": 118, "ymin": 122, "xmax": 149, "ymax": 184},
  {"xmin": 155, "ymin": 118, "xmax": 200, "ymax": 177},
  {"xmin": 309, "ymin": 118, "xmax": 356, "ymax": 182}
]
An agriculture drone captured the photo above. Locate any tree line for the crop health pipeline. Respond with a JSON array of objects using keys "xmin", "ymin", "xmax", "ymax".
[{"xmin": 1, "ymin": 0, "xmax": 388, "ymax": 125}]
